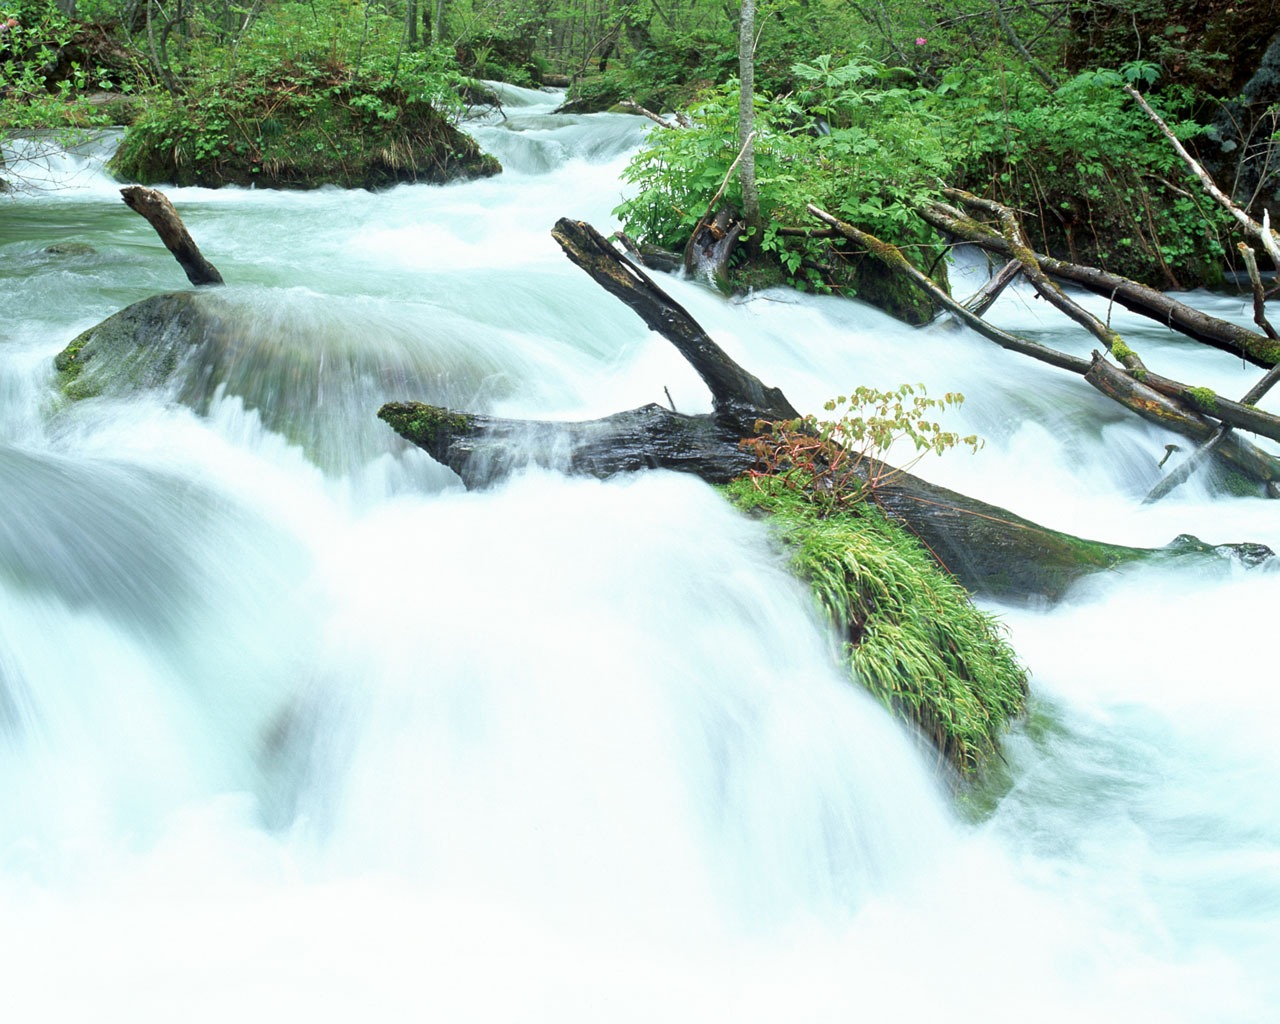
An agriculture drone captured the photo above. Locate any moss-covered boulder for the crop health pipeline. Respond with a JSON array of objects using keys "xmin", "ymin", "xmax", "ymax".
[
  {"xmin": 723, "ymin": 475, "xmax": 1028, "ymax": 777},
  {"xmin": 54, "ymin": 291, "xmax": 224, "ymax": 401},
  {"xmin": 109, "ymin": 74, "xmax": 500, "ymax": 190}
]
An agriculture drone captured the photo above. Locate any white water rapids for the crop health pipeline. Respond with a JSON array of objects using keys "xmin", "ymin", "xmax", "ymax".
[{"xmin": 2, "ymin": 86, "xmax": 1277, "ymax": 1021}]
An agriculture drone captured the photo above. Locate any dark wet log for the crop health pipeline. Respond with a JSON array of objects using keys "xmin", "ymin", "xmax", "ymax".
[
  {"xmin": 377, "ymin": 402, "xmax": 754, "ymax": 488},
  {"xmin": 120, "ymin": 186, "xmax": 224, "ymax": 287},
  {"xmin": 377, "ymin": 398, "xmax": 1273, "ymax": 601},
  {"xmin": 869, "ymin": 457, "xmax": 1150, "ymax": 602},
  {"xmin": 551, "ymin": 217, "xmax": 798, "ymax": 429}
]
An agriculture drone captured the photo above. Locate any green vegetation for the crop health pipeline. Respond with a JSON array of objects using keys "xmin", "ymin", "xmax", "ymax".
[
  {"xmin": 726, "ymin": 387, "xmax": 1026, "ymax": 776},
  {"xmin": 107, "ymin": 0, "xmax": 498, "ymax": 188},
  {"xmin": 1186, "ymin": 386, "xmax": 1218, "ymax": 414},
  {"xmin": 4, "ymin": 0, "xmax": 1273, "ymax": 257},
  {"xmin": 741, "ymin": 383, "xmax": 981, "ymax": 512},
  {"xmin": 723, "ymin": 473, "xmax": 1028, "ymax": 776}
]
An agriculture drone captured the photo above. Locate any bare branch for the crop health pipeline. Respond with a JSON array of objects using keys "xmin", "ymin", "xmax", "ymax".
[
  {"xmin": 120, "ymin": 186, "xmax": 223, "ymax": 287},
  {"xmin": 1125, "ymin": 84, "xmax": 1280, "ymax": 265}
]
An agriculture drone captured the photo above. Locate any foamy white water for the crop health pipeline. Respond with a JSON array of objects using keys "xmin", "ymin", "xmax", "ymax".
[{"xmin": 1, "ymin": 86, "xmax": 1277, "ymax": 1021}]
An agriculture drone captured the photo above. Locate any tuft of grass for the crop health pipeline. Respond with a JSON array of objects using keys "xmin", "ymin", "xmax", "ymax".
[{"xmin": 723, "ymin": 473, "xmax": 1028, "ymax": 777}]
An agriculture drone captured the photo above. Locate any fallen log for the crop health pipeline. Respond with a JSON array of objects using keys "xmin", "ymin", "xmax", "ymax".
[
  {"xmin": 378, "ymin": 219, "xmax": 1273, "ymax": 604},
  {"xmin": 377, "ymin": 401, "xmax": 755, "ymax": 486},
  {"xmin": 551, "ymin": 217, "xmax": 797, "ymax": 429},
  {"xmin": 808, "ymin": 203, "xmax": 1280, "ymax": 488},
  {"xmin": 120, "ymin": 186, "xmax": 224, "ymax": 287},
  {"xmin": 920, "ymin": 200, "xmax": 1279, "ymax": 367},
  {"xmin": 1085, "ymin": 352, "xmax": 1280, "ymax": 489}
]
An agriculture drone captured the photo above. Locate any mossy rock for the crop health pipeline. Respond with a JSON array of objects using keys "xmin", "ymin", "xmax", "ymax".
[
  {"xmin": 54, "ymin": 291, "xmax": 226, "ymax": 401},
  {"xmin": 722, "ymin": 475, "xmax": 1029, "ymax": 777},
  {"xmin": 109, "ymin": 78, "xmax": 501, "ymax": 190}
]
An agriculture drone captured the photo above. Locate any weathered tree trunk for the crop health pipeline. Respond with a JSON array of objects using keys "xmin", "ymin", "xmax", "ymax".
[
  {"xmin": 378, "ymin": 219, "xmax": 1273, "ymax": 604},
  {"xmin": 551, "ymin": 218, "xmax": 796, "ymax": 429},
  {"xmin": 736, "ymin": 0, "xmax": 761, "ymax": 252},
  {"xmin": 120, "ymin": 186, "xmax": 224, "ymax": 287}
]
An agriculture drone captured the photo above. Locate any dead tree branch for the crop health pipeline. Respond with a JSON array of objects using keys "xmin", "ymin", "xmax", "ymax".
[
  {"xmin": 120, "ymin": 186, "xmax": 224, "ymax": 287},
  {"xmin": 1125, "ymin": 84, "xmax": 1280, "ymax": 267}
]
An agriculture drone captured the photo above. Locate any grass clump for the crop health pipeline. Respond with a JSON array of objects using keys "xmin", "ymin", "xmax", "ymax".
[{"xmin": 723, "ymin": 473, "xmax": 1028, "ymax": 777}]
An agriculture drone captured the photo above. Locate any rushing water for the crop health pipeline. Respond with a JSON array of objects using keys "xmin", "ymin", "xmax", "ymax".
[{"xmin": 2, "ymin": 86, "xmax": 1278, "ymax": 1021}]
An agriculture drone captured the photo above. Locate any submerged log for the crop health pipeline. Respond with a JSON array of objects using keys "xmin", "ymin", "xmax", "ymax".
[{"xmin": 378, "ymin": 219, "xmax": 1274, "ymax": 604}]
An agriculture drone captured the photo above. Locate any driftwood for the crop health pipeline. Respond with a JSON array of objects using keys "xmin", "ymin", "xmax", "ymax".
[
  {"xmin": 378, "ymin": 218, "xmax": 1273, "ymax": 603},
  {"xmin": 120, "ymin": 186, "xmax": 224, "ymax": 287}
]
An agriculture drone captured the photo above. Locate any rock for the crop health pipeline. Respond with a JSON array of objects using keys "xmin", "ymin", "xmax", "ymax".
[
  {"xmin": 43, "ymin": 242, "xmax": 98, "ymax": 256},
  {"xmin": 54, "ymin": 291, "xmax": 222, "ymax": 401}
]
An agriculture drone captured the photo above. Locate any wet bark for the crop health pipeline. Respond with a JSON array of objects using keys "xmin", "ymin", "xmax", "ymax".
[{"xmin": 120, "ymin": 186, "xmax": 224, "ymax": 287}]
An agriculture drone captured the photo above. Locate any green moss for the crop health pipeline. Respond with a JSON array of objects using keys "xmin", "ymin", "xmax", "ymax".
[
  {"xmin": 377, "ymin": 402, "xmax": 475, "ymax": 448},
  {"xmin": 1187, "ymin": 386, "xmax": 1218, "ymax": 414},
  {"xmin": 1111, "ymin": 338, "xmax": 1133, "ymax": 361},
  {"xmin": 52, "ymin": 292, "xmax": 212, "ymax": 401},
  {"xmin": 722, "ymin": 475, "xmax": 1028, "ymax": 777}
]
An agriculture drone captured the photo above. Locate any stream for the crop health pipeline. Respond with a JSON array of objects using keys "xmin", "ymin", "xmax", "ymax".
[{"xmin": 1, "ymin": 85, "xmax": 1277, "ymax": 1021}]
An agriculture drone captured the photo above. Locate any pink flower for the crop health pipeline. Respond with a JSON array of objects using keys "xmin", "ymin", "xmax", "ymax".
[{"xmin": 915, "ymin": 37, "xmax": 927, "ymax": 46}]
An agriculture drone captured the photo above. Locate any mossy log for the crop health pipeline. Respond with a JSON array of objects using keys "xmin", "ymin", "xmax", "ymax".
[
  {"xmin": 1085, "ymin": 352, "xmax": 1280, "ymax": 488},
  {"xmin": 809, "ymin": 203, "xmax": 1280, "ymax": 491},
  {"xmin": 377, "ymin": 401, "xmax": 756, "ymax": 485},
  {"xmin": 378, "ymin": 219, "xmax": 1273, "ymax": 604}
]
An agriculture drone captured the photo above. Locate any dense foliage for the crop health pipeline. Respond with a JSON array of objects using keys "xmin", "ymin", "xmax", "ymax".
[
  {"xmin": 3, "ymin": 0, "xmax": 1274, "ymax": 260},
  {"xmin": 108, "ymin": 0, "xmax": 498, "ymax": 188}
]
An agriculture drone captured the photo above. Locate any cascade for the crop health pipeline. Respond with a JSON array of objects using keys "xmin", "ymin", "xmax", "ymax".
[{"xmin": 1, "ymin": 88, "xmax": 1277, "ymax": 1021}]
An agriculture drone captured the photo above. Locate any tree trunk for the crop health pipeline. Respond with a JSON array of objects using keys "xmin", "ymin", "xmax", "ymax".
[{"xmin": 737, "ymin": 0, "xmax": 761, "ymax": 251}]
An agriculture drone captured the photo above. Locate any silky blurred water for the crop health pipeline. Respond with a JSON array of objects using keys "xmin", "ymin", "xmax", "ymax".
[{"xmin": 1, "ymin": 85, "xmax": 1277, "ymax": 1021}]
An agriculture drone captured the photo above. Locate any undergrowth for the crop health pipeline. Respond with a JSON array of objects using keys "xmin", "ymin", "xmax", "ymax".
[{"xmin": 723, "ymin": 474, "xmax": 1027, "ymax": 777}]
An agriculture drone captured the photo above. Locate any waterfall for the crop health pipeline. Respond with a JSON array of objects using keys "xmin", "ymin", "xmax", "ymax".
[{"xmin": 1, "ymin": 91, "xmax": 1277, "ymax": 1021}]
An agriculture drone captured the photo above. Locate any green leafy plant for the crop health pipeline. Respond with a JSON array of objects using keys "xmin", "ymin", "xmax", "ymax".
[
  {"xmin": 722, "ymin": 473, "xmax": 1027, "ymax": 775},
  {"xmin": 741, "ymin": 384, "xmax": 982, "ymax": 512}
]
